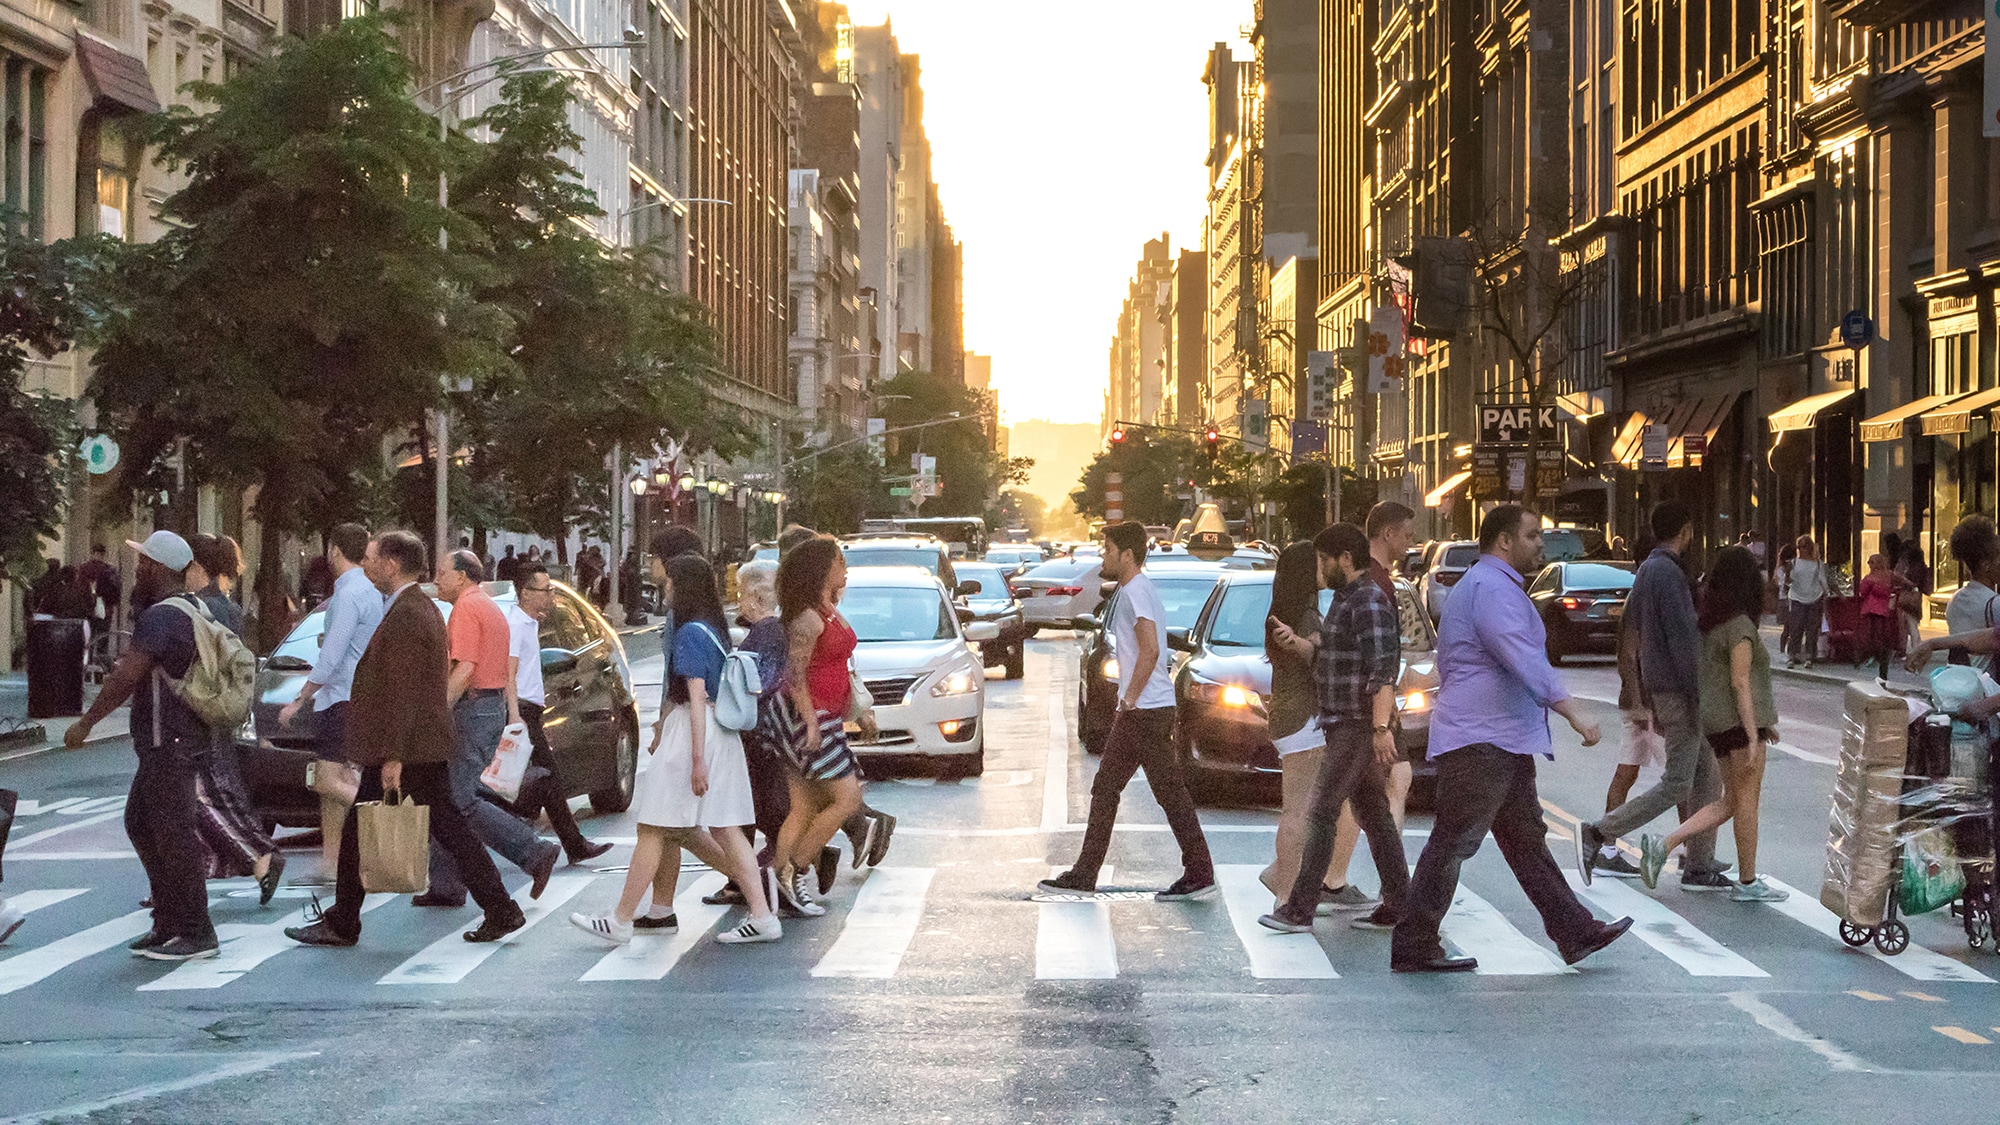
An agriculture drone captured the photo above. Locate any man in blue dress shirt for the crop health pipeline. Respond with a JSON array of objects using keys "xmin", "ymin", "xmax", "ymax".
[{"xmin": 1390, "ymin": 505, "xmax": 1634, "ymax": 972}]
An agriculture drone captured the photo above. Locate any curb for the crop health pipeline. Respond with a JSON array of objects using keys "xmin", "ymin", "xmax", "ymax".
[{"xmin": 1767, "ymin": 662, "xmax": 1928, "ymax": 694}]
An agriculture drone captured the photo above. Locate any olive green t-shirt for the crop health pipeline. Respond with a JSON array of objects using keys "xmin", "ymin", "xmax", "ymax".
[{"xmin": 1699, "ymin": 614, "xmax": 1776, "ymax": 736}]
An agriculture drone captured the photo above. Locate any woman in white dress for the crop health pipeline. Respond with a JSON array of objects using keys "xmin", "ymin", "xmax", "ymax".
[{"xmin": 572, "ymin": 555, "xmax": 780, "ymax": 945}]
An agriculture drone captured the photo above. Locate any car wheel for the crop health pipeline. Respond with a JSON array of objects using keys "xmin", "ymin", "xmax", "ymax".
[
  {"xmin": 1081, "ymin": 693, "xmax": 1107, "ymax": 756},
  {"xmin": 1173, "ymin": 720, "xmax": 1213, "ymax": 806},
  {"xmin": 589, "ymin": 715, "xmax": 638, "ymax": 815},
  {"xmin": 1004, "ymin": 645, "xmax": 1025, "ymax": 680},
  {"xmin": 1544, "ymin": 614, "xmax": 1566, "ymax": 666},
  {"xmin": 938, "ymin": 748, "xmax": 984, "ymax": 780}
]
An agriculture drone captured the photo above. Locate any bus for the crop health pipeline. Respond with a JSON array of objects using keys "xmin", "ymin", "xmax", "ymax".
[{"xmin": 857, "ymin": 516, "xmax": 990, "ymax": 558}]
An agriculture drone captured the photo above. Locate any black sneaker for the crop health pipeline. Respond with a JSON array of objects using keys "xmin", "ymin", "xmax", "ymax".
[
  {"xmin": 1680, "ymin": 869, "xmax": 1733, "ymax": 892},
  {"xmin": 128, "ymin": 931, "xmax": 165, "ymax": 955},
  {"xmin": 1595, "ymin": 851, "xmax": 1643, "ymax": 879},
  {"xmin": 866, "ymin": 812, "xmax": 896, "ymax": 868},
  {"xmin": 846, "ymin": 815, "xmax": 879, "ymax": 871},
  {"xmin": 816, "ymin": 845, "xmax": 841, "ymax": 897},
  {"xmin": 463, "ymin": 904, "xmax": 528, "ymax": 943},
  {"xmin": 1574, "ymin": 822, "xmax": 1603, "ymax": 885},
  {"xmin": 702, "ymin": 883, "xmax": 747, "ymax": 907},
  {"xmin": 1349, "ymin": 904, "xmax": 1400, "ymax": 931},
  {"xmin": 1036, "ymin": 869, "xmax": 1096, "ymax": 895},
  {"xmin": 141, "ymin": 935, "xmax": 220, "ymax": 961},
  {"xmin": 1156, "ymin": 876, "xmax": 1219, "ymax": 902},
  {"xmin": 633, "ymin": 912, "xmax": 679, "ymax": 933}
]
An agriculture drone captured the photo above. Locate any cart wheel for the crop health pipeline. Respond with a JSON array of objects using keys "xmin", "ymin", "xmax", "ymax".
[
  {"xmin": 1875, "ymin": 920, "xmax": 1911, "ymax": 955},
  {"xmin": 1838, "ymin": 920, "xmax": 1873, "ymax": 947},
  {"xmin": 1970, "ymin": 907, "xmax": 1993, "ymax": 952}
]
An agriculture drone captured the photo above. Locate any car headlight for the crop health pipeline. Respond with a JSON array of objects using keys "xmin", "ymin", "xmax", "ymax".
[
  {"xmin": 930, "ymin": 666, "xmax": 979, "ymax": 697},
  {"xmin": 1398, "ymin": 689, "xmax": 1430, "ymax": 713},
  {"xmin": 1101, "ymin": 656, "xmax": 1120, "ymax": 682},
  {"xmin": 1186, "ymin": 679, "xmax": 1259, "ymax": 710}
]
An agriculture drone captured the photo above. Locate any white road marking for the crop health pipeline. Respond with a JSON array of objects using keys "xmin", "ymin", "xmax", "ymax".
[
  {"xmin": 813, "ymin": 867, "xmax": 936, "ymax": 978},
  {"xmin": 140, "ymin": 895, "xmax": 394, "ymax": 991},
  {"xmin": 0, "ymin": 910, "xmax": 152, "ymax": 995},
  {"xmin": 1036, "ymin": 865, "xmax": 1117, "ymax": 979},
  {"xmin": 0, "ymin": 1050, "xmax": 319, "ymax": 1125},
  {"xmin": 7, "ymin": 809, "xmax": 128, "ymax": 851},
  {"xmin": 1215, "ymin": 865, "xmax": 1338, "ymax": 979},
  {"xmin": 1439, "ymin": 886, "xmax": 1574, "ymax": 975},
  {"xmin": 4, "ymin": 851, "xmax": 137, "ymax": 862},
  {"xmin": 1042, "ymin": 683, "xmax": 1068, "ymax": 831},
  {"xmin": 1566, "ymin": 874, "xmax": 1768, "ymax": 977},
  {"xmin": 1725, "ymin": 992, "xmax": 1883, "ymax": 1073},
  {"xmin": 579, "ymin": 872, "xmax": 730, "ymax": 982},
  {"xmin": 4, "ymin": 889, "xmax": 88, "ymax": 916},
  {"xmin": 1759, "ymin": 876, "xmax": 1995, "ymax": 984},
  {"xmin": 377, "ymin": 875, "xmax": 591, "ymax": 986}
]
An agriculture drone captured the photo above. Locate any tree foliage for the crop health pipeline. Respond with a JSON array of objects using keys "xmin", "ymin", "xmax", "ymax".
[
  {"xmin": 877, "ymin": 370, "xmax": 1001, "ymax": 517},
  {"xmin": 1070, "ymin": 433, "xmax": 1199, "ymax": 527},
  {"xmin": 786, "ymin": 441, "xmax": 887, "ymax": 535}
]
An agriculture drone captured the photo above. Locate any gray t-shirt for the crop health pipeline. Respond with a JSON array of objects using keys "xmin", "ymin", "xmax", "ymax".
[
  {"xmin": 1109, "ymin": 572, "xmax": 1175, "ymax": 709},
  {"xmin": 1945, "ymin": 579, "xmax": 1997, "ymax": 672}
]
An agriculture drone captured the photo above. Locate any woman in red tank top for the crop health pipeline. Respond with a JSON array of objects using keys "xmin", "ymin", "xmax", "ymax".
[{"xmin": 770, "ymin": 536, "xmax": 867, "ymax": 917}]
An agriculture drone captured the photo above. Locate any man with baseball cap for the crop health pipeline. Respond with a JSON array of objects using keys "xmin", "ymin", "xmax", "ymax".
[{"xmin": 66, "ymin": 530, "xmax": 219, "ymax": 960}]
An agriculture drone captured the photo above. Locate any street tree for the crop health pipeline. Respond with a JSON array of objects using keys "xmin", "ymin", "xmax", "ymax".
[
  {"xmin": 0, "ymin": 228, "xmax": 107, "ymax": 581},
  {"xmin": 877, "ymin": 370, "xmax": 1001, "ymax": 517},
  {"xmin": 1070, "ymin": 432, "xmax": 1198, "ymax": 527},
  {"xmin": 448, "ymin": 73, "xmax": 736, "ymax": 559},
  {"xmin": 786, "ymin": 442, "xmax": 888, "ymax": 534},
  {"xmin": 88, "ymin": 17, "xmax": 506, "ymax": 645}
]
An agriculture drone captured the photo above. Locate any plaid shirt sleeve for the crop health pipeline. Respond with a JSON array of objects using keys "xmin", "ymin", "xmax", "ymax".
[
  {"xmin": 1354, "ymin": 586, "xmax": 1400, "ymax": 698},
  {"xmin": 1316, "ymin": 584, "xmax": 1403, "ymax": 719}
]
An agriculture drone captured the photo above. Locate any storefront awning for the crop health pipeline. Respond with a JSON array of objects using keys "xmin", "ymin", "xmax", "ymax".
[
  {"xmin": 75, "ymin": 34, "xmax": 161, "ymax": 115},
  {"xmin": 1555, "ymin": 390, "xmax": 1607, "ymax": 421},
  {"xmin": 1610, "ymin": 411, "xmax": 1652, "ymax": 467},
  {"xmin": 1920, "ymin": 386, "xmax": 2000, "ymax": 436},
  {"xmin": 1423, "ymin": 470, "xmax": 1473, "ymax": 508},
  {"xmin": 1610, "ymin": 393, "xmax": 1738, "ymax": 468},
  {"xmin": 1860, "ymin": 393, "xmax": 1963, "ymax": 442},
  {"xmin": 1768, "ymin": 389, "xmax": 1856, "ymax": 433},
  {"xmin": 1668, "ymin": 392, "xmax": 1740, "ymax": 467}
]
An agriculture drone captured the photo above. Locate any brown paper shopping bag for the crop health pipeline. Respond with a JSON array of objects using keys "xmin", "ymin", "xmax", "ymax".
[{"xmin": 357, "ymin": 789, "xmax": 430, "ymax": 894}]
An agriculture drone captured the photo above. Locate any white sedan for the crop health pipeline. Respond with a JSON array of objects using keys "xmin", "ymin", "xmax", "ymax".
[{"xmin": 842, "ymin": 566, "xmax": 997, "ymax": 779}]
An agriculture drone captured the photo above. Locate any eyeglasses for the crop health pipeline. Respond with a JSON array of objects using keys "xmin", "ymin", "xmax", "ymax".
[{"xmin": 521, "ymin": 584, "xmax": 552, "ymax": 594}]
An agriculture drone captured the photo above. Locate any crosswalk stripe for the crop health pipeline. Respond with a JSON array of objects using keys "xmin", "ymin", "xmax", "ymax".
[
  {"xmin": 1439, "ymin": 887, "xmax": 1574, "ymax": 975},
  {"xmin": 1758, "ymin": 877, "xmax": 1996, "ymax": 984},
  {"xmin": 1566, "ymin": 874, "xmax": 1768, "ymax": 977},
  {"xmin": 140, "ymin": 895, "xmax": 395, "ymax": 991},
  {"xmin": 0, "ymin": 910, "xmax": 152, "ymax": 995},
  {"xmin": 813, "ymin": 867, "xmax": 936, "ymax": 979},
  {"xmin": 6, "ymin": 888, "xmax": 89, "ymax": 916},
  {"xmin": 578, "ymin": 872, "xmax": 730, "ymax": 982},
  {"xmin": 1214, "ymin": 866, "xmax": 1338, "ymax": 979},
  {"xmin": 1036, "ymin": 865, "xmax": 1116, "ymax": 979},
  {"xmin": 378, "ymin": 876, "xmax": 592, "ymax": 986}
]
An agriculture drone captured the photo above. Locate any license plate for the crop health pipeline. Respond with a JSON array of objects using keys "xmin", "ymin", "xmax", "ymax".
[{"xmin": 1607, "ymin": 603, "xmax": 1624, "ymax": 618}]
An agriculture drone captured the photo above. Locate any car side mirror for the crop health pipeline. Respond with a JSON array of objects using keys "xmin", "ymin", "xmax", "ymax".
[
  {"xmin": 1074, "ymin": 613, "xmax": 1100, "ymax": 630},
  {"xmin": 956, "ymin": 581, "xmax": 979, "ymax": 597},
  {"xmin": 540, "ymin": 648, "xmax": 579, "ymax": 675},
  {"xmin": 266, "ymin": 654, "xmax": 312, "ymax": 672},
  {"xmin": 1166, "ymin": 627, "xmax": 1193, "ymax": 652},
  {"xmin": 964, "ymin": 621, "xmax": 1000, "ymax": 642}
]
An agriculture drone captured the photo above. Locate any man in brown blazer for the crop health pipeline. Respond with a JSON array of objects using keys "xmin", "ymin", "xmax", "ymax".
[{"xmin": 287, "ymin": 531, "xmax": 525, "ymax": 947}]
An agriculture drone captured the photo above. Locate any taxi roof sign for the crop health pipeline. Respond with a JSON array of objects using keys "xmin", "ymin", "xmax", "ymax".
[{"xmin": 1185, "ymin": 529, "xmax": 1235, "ymax": 562}]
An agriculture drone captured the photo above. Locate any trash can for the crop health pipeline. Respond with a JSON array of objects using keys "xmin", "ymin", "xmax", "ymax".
[{"xmin": 26, "ymin": 616, "xmax": 86, "ymax": 718}]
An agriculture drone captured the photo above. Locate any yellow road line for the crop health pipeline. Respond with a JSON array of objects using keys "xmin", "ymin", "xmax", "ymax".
[
  {"xmin": 1933, "ymin": 1026, "xmax": 1991, "ymax": 1044},
  {"xmin": 1847, "ymin": 990, "xmax": 1892, "ymax": 1002},
  {"xmin": 1900, "ymin": 991, "xmax": 1945, "ymax": 1003}
]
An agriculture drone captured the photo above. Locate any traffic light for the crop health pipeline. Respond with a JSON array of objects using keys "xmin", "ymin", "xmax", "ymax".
[
  {"xmin": 1110, "ymin": 426, "xmax": 1126, "ymax": 444},
  {"xmin": 1204, "ymin": 425, "xmax": 1221, "ymax": 455}
]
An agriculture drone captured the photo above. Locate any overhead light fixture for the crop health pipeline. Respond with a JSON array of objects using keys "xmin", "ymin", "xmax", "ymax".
[
  {"xmin": 677, "ymin": 472, "xmax": 697, "ymax": 491},
  {"xmin": 629, "ymin": 477, "xmax": 649, "ymax": 496}
]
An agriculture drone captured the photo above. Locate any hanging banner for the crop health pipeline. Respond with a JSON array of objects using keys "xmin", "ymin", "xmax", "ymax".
[
  {"xmin": 1366, "ymin": 304, "xmax": 1406, "ymax": 394},
  {"xmin": 1291, "ymin": 420, "xmax": 1327, "ymax": 456},
  {"xmin": 1305, "ymin": 351, "xmax": 1336, "ymax": 421}
]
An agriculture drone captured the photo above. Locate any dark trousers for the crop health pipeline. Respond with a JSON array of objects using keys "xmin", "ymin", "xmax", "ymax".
[
  {"xmin": 517, "ymin": 702, "xmax": 591, "ymax": 858},
  {"xmin": 1392, "ymin": 744, "xmax": 1599, "ymax": 963},
  {"xmin": 1787, "ymin": 598, "xmax": 1824, "ymax": 661},
  {"xmin": 744, "ymin": 733, "xmax": 792, "ymax": 862},
  {"xmin": 322, "ymin": 761, "xmax": 512, "ymax": 939},
  {"xmin": 1862, "ymin": 613, "xmax": 1894, "ymax": 680},
  {"xmin": 0, "ymin": 787, "xmax": 15, "ymax": 884},
  {"xmin": 125, "ymin": 744, "xmax": 215, "ymax": 943},
  {"xmin": 1073, "ymin": 706, "xmax": 1213, "ymax": 884},
  {"xmin": 1281, "ymin": 722, "xmax": 1407, "ymax": 921}
]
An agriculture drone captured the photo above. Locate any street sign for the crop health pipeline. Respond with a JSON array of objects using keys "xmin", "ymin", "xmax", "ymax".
[
  {"xmin": 1477, "ymin": 404, "xmax": 1558, "ymax": 446},
  {"xmin": 1682, "ymin": 433, "xmax": 1708, "ymax": 466},
  {"xmin": 1305, "ymin": 352, "xmax": 1336, "ymax": 421},
  {"xmin": 866, "ymin": 417, "xmax": 886, "ymax": 463},
  {"xmin": 1641, "ymin": 423, "xmax": 1670, "ymax": 469},
  {"xmin": 890, "ymin": 486, "xmax": 912, "ymax": 497},
  {"xmin": 78, "ymin": 434, "xmax": 119, "ymax": 475},
  {"xmin": 1105, "ymin": 470, "xmax": 1123, "ymax": 522},
  {"xmin": 1838, "ymin": 309, "xmax": 1874, "ymax": 349}
]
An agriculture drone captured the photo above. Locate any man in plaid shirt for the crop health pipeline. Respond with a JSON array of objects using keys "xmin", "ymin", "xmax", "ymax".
[{"xmin": 1260, "ymin": 523, "xmax": 1409, "ymax": 934}]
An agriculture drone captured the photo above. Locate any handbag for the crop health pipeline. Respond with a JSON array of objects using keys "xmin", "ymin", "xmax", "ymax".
[
  {"xmin": 480, "ymin": 722, "xmax": 532, "ymax": 802},
  {"xmin": 844, "ymin": 669, "xmax": 874, "ymax": 723},
  {"xmin": 357, "ymin": 789, "xmax": 430, "ymax": 894},
  {"xmin": 695, "ymin": 624, "xmax": 762, "ymax": 732}
]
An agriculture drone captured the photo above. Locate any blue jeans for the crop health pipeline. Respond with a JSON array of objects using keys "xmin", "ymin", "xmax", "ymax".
[{"xmin": 428, "ymin": 691, "xmax": 552, "ymax": 899}]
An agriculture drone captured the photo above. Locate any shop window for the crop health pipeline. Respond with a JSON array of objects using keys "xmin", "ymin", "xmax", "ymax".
[
  {"xmin": 3, "ymin": 57, "xmax": 47, "ymax": 239},
  {"xmin": 80, "ymin": 113, "xmax": 139, "ymax": 240}
]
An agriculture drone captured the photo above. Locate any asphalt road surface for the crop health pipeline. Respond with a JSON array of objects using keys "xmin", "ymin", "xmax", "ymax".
[{"xmin": 2, "ymin": 637, "xmax": 1997, "ymax": 1124}]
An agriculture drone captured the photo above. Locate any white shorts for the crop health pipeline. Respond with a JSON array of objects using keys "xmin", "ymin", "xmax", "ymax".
[
  {"xmin": 1273, "ymin": 724, "xmax": 1322, "ymax": 757},
  {"xmin": 1619, "ymin": 711, "xmax": 1667, "ymax": 769}
]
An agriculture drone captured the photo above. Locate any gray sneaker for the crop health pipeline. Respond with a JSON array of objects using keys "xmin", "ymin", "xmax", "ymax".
[
  {"xmin": 1317, "ymin": 884, "xmax": 1378, "ymax": 914},
  {"xmin": 1680, "ymin": 869, "xmax": 1734, "ymax": 892},
  {"xmin": 1730, "ymin": 876, "xmax": 1790, "ymax": 902}
]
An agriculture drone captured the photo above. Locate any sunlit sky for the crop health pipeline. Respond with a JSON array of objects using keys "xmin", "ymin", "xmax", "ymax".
[{"xmin": 843, "ymin": 2, "xmax": 1253, "ymax": 427}]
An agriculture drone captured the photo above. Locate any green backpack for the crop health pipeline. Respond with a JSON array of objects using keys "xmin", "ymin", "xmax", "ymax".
[{"xmin": 155, "ymin": 595, "xmax": 258, "ymax": 731}]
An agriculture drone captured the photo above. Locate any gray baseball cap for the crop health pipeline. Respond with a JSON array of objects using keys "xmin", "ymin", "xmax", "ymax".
[{"xmin": 126, "ymin": 529, "xmax": 194, "ymax": 572}]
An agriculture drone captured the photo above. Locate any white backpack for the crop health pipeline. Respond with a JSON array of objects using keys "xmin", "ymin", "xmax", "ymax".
[{"xmin": 693, "ymin": 624, "xmax": 762, "ymax": 732}]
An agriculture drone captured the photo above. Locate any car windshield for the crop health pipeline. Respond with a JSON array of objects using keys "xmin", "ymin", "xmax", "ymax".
[
  {"xmin": 1152, "ymin": 577, "xmax": 1223, "ymax": 630},
  {"xmin": 843, "ymin": 546, "xmax": 941, "ymax": 573},
  {"xmin": 1024, "ymin": 559, "xmax": 1090, "ymax": 582},
  {"xmin": 842, "ymin": 586, "xmax": 957, "ymax": 642},
  {"xmin": 956, "ymin": 564, "xmax": 1010, "ymax": 596},
  {"xmin": 1442, "ymin": 544, "xmax": 1480, "ymax": 568},
  {"xmin": 272, "ymin": 610, "xmax": 330, "ymax": 664},
  {"xmin": 1209, "ymin": 582, "xmax": 1432, "ymax": 651},
  {"xmin": 1542, "ymin": 529, "xmax": 1587, "ymax": 562},
  {"xmin": 1563, "ymin": 563, "xmax": 1635, "ymax": 591}
]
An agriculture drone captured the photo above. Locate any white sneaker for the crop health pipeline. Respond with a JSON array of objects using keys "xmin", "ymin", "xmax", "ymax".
[
  {"xmin": 569, "ymin": 911, "xmax": 633, "ymax": 945},
  {"xmin": 716, "ymin": 914, "xmax": 783, "ymax": 944},
  {"xmin": 1730, "ymin": 877, "xmax": 1789, "ymax": 903},
  {"xmin": 0, "ymin": 895, "xmax": 24, "ymax": 945}
]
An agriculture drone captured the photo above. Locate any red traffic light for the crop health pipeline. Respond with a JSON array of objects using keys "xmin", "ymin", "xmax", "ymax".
[
  {"xmin": 1204, "ymin": 426, "xmax": 1220, "ymax": 445},
  {"xmin": 1110, "ymin": 427, "xmax": 1126, "ymax": 444}
]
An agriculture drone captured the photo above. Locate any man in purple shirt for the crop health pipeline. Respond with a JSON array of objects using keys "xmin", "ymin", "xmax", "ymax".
[{"xmin": 1390, "ymin": 505, "xmax": 1633, "ymax": 972}]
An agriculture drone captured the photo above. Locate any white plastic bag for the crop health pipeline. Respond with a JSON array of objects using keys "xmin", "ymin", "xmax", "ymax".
[{"xmin": 480, "ymin": 722, "xmax": 532, "ymax": 802}]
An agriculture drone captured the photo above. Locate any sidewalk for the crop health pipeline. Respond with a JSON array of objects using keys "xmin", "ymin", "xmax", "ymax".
[
  {"xmin": 1759, "ymin": 618, "xmax": 1944, "ymax": 693},
  {"xmin": 0, "ymin": 671, "xmax": 127, "ymax": 758}
]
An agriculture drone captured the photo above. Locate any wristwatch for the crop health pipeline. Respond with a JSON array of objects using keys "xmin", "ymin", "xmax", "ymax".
[{"xmin": 1371, "ymin": 723, "xmax": 1393, "ymax": 734}]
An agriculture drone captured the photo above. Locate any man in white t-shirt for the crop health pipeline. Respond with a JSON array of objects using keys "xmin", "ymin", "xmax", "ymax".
[
  {"xmin": 1039, "ymin": 521, "xmax": 1216, "ymax": 901},
  {"xmin": 505, "ymin": 563, "xmax": 611, "ymax": 865}
]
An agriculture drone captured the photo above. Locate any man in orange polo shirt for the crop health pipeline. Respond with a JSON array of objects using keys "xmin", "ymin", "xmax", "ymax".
[{"xmin": 419, "ymin": 550, "xmax": 560, "ymax": 907}]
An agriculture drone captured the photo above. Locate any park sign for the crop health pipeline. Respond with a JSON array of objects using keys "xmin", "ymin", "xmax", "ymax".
[{"xmin": 1477, "ymin": 403, "xmax": 1558, "ymax": 446}]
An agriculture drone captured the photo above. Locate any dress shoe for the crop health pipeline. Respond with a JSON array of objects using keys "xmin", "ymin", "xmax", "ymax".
[
  {"xmin": 1392, "ymin": 954, "xmax": 1479, "ymax": 973},
  {"xmin": 284, "ymin": 920, "xmax": 359, "ymax": 947},
  {"xmin": 463, "ymin": 904, "xmax": 527, "ymax": 943},
  {"xmin": 527, "ymin": 843, "xmax": 561, "ymax": 900},
  {"xmin": 1561, "ymin": 916, "xmax": 1634, "ymax": 965},
  {"xmin": 567, "ymin": 840, "xmax": 615, "ymax": 864},
  {"xmin": 411, "ymin": 892, "xmax": 467, "ymax": 909}
]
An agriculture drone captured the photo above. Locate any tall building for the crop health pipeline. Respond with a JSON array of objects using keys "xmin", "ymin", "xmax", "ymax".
[
  {"xmin": 1104, "ymin": 235, "xmax": 1173, "ymax": 440},
  {"xmin": 628, "ymin": 0, "xmax": 692, "ymax": 287},
  {"xmin": 1313, "ymin": 0, "xmax": 1374, "ymax": 483},
  {"xmin": 1161, "ymin": 249, "xmax": 1207, "ymax": 427},
  {"xmin": 789, "ymin": 1, "xmax": 867, "ymax": 439},
  {"xmin": 851, "ymin": 22, "xmax": 902, "ymax": 385}
]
